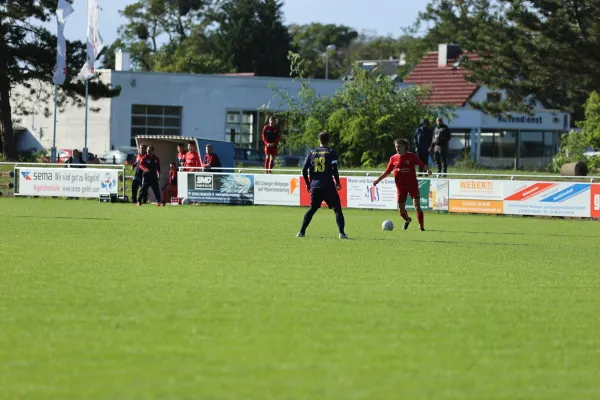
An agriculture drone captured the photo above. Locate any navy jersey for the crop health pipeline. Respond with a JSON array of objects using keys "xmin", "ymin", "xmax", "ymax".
[{"xmin": 302, "ymin": 147, "xmax": 339, "ymax": 189}]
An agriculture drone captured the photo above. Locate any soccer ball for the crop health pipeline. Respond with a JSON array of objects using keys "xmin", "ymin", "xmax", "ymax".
[{"xmin": 382, "ymin": 220, "xmax": 394, "ymax": 231}]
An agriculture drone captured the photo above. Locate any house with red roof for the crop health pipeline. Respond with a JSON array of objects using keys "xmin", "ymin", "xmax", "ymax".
[{"xmin": 405, "ymin": 44, "xmax": 570, "ymax": 169}]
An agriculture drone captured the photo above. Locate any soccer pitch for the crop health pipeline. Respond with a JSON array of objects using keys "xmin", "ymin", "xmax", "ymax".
[{"xmin": 1, "ymin": 199, "xmax": 600, "ymax": 399}]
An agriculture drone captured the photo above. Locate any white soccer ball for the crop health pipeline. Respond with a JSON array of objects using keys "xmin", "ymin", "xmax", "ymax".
[
  {"xmin": 182, "ymin": 198, "xmax": 191, "ymax": 205},
  {"xmin": 382, "ymin": 220, "xmax": 394, "ymax": 231}
]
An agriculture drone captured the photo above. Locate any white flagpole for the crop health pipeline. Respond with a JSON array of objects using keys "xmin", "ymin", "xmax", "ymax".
[
  {"xmin": 52, "ymin": 87, "xmax": 58, "ymax": 162},
  {"xmin": 84, "ymin": 79, "xmax": 89, "ymax": 162}
]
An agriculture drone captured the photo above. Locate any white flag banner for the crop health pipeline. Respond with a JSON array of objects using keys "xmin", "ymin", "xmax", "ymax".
[
  {"xmin": 52, "ymin": 0, "xmax": 75, "ymax": 86},
  {"xmin": 79, "ymin": 0, "xmax": 103, "ymax": 82}
]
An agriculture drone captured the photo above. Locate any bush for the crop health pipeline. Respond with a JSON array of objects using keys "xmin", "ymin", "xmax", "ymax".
[{"xmin": 550, "ymin": 130, "xmax": 589, "ymax": 173}]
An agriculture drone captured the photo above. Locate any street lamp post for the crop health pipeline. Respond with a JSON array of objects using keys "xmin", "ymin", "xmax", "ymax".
[{"xmin": 325, "ymin": 44, "xmax": 336, "ymax": 80}]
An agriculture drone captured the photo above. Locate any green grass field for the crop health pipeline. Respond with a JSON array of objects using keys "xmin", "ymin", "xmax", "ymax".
[{"xmin": 1, "ymin": 198, "xmax": 600, "ymax": 399}]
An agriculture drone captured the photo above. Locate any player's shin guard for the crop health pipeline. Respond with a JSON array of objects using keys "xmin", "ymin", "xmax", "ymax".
[
  {"xmin": 300, "ymin": 206, "xmax": 319, "ymax": 234},
  {"xmin": 269, "ymin": 158, "xmax": 275, "ymax": 171},
  {"xmin": 334, "ymin": 208, "xmax": 345, "ymax": 235},
  {"xmin": 417, "ymin": 211, "xmax": 424, "ymax": 228}
]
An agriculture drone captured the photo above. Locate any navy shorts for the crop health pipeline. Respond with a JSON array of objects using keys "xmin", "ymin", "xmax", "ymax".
[{"xmin": 310, "ymin": 187, "xmax": 341, "ymax": 209}]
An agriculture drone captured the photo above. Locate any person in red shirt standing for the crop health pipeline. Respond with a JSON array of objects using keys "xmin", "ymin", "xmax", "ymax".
[
  {"xmin": 162, "ymin": 162, "xmax": 178, "ymax": 204},
  {"xmin": 202, "ymin": 144, "xmax": 221, "ymax": 171},
  {"xmin": 262, "ymin": 116, "xmax": 280, "ymax": 174},
  {"xmin": 176, "ymin": 143, "xmax": 187, "ymax": 169},
  {"xmin": 184, "ymin": 141, "xmax": 201, "ymax": 172},
  {"xmin": 373, "ymin": 138, "xmax": 432, "ymax": 231}
]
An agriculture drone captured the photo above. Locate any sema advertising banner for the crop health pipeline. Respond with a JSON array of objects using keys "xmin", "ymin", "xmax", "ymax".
[
  {"xmin": 16, "ymin": 167, "xmax": 118, "ymax": 198},
  {"xmin": 186, "ymin": 173, "xmax": 254, "ymax": 205},
  {"xmin": 449, "ymin": 180, "xmax": 504, "ymax": 214},
  {"xmin": 345, "ymin": 177, "xmax": 430, "ymax": 210},
  {"xmin": 254, "ymin": 174, "xmax": 300, "ymax": 206},
  {"xmin": 430, "ymin": 179, "xmax": 449, "ymax": 211},
  {"xmin": 503, "ymin": 181, "xmax": 591, "ymax": 217}
]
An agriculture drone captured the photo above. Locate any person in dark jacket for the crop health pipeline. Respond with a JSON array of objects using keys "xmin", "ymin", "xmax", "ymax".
[
  {"xmin": 66, "ymin": 149, "xmax": 86, "ymax": 168},
  {"xmin": 430, "ymin": 118, "xmax": 452, "ymax": 176},
  {"xmin": 137, "ymin": 146, "xmax": 163, "ymax": 206},
  {"xmin": 413, "ymin": 119, "xmax": 433, "ymax": 173}
]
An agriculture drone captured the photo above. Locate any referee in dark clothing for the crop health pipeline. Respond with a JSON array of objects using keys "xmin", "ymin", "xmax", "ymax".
[{"xmin": 413, "ymin": 119, "xmax": 433, "ymax": 173}]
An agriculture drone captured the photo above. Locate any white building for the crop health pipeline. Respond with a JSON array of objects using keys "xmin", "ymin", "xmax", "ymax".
[{"xmin": 13, "ymin": 47, "xmax": 570, "ymax": 169}]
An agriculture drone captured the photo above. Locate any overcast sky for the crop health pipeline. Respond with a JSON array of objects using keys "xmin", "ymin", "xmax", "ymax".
[{"xmin": 46, "ymin": 0, "xmax": 429, "ymax": 45}]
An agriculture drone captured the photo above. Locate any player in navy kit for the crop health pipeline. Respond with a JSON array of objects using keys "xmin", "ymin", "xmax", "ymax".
[{"xmin": 297, "ymin": 132, "xmax": 348, "ymax": 239}]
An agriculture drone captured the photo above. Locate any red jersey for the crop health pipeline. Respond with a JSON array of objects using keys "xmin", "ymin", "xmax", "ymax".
[
  {"xmin": 177, "ymin": 152, "xmax": 187, "ymax": 168},
  {"xmin": 203, "ymin": 153, "xmax": 221, "ymax": 170},
  {"xmin": 168, "ymin": 170, "xmax": 177, "ymax": 185},
  {"xmin": 262, "ymin": 125, "xmax": 280, "ymax": 146},
  {"xmin": 384, "ymin": 152, "xmax": 425, "ymax": 187},
  {"xmin": 184, "ymin": 151, "xmax": 201, "ymax": 171}
]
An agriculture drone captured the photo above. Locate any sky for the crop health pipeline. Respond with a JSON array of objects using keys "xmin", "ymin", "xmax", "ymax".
[{"xmin": 47, "ymin": 0, "xmax": 429, "ymax": 45}]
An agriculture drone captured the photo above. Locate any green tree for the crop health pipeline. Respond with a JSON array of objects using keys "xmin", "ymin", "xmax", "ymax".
[
  {"xmin": 289, "ymin": 23, "xmax": 358, "ymax": 79},
  {"xmin": 0, "ymin": 1, "xmax": 120, "ymax": 160},
  {"xmin": 214, "ymin": 0, "xmax": 292, "ymax": 76},
  {"xmin": 414, "ymin": 0, "xmax": 600, "ymax": 122},
  {"xmin": 263, "ymin": 52, "xmax": 455, "ymax": 167},
  {"xmin": 116, "ymin": 0, "xmax": 215, "ymax": 71},
  {"xmin": 580, "ymin": 91, "xmax": 600, "ymax": 150}
]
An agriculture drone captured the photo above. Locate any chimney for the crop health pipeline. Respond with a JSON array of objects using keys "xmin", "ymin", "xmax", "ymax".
[
  {"xmin": 438, "ymin": 43, "xmax": 462, "ymax": 67},
  {"xmin": 115, "ymin": 49, "xmax": 131, "ymax": 71}
]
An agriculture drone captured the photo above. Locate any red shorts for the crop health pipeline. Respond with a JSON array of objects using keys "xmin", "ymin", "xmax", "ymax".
[
  {"xmin": 397, "ymin": 185, "xmax": 419, "ymax": 203},
  {"xmin": 264, "ymin": 145, "xmax": 278, "ymax": 156}
]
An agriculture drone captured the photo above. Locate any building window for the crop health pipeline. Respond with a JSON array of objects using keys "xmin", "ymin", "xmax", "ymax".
[
  {"xmin": 480, "ymin": 130, "xmax": 517, "ymax": 168},
  {"xmin": 131, "ymin": 105, "xmax": 182, "ymax": 146},
  {"xmin": 225, "ymin": 110, "xmax": 257, "ymax": 147},
  {"xmin": 487, "ymin": 92, "xmax": 502, "ymax": 104}
]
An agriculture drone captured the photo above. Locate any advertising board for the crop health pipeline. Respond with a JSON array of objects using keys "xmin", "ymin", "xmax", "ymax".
[
  {"xmin": 299, "ymin": 177, "xmax": 348, "ymax": 208},
  {"xmin": 186, "ymin": 173, "xmax": 254, "ymax": 205},
  {"xmin": 503, "ymin": 181, "xmax": 591, "ymax": 217},
  {"xmin": 346, "ymin": 176, "xmax": 397, "ymax": 210},
  {"xmin": 592, "ymin": 184, "xmax": 600, "ymax": 219},
  {"xmin": 15, "ymin": 167, "xmax": 118, "ymax": 198},
  {"xmin": 448, "ymin": 179, "xmax": 504, "ymax": 214},
  {"xmin": 429, "ymin": 179, "xmax": 449, "ymax": 211},
  {"xmin": 254, "ymin": 174, "xmax": 300, "ymax": 206}
]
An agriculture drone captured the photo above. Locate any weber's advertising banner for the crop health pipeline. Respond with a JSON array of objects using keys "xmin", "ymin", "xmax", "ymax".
[
  {"xmin": 254, "ymin": 174, "xmax": 300, "ymax": 206},
  {"xmin": 503, "ymin": 181, "xmax": 591, "ymax": 217},
  {"xmin": 186, "ymin": 173, "xmax": 254, "ymax": 205},
  {"xmin": 449, "ymin": 179, "xmax": 504, "ymax": 214},
  {"xmin": 15, "ymin": 167, "xmax": 118, "ymax": 198}
]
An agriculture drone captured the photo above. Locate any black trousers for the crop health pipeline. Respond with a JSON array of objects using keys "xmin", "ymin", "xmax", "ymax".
[
  {"xmin": 434, "ymin": 146, "xmax": 448, "ymax": 174},
  {"xmin": 138, "ymin": 179, "xmax": 161, "ymax": 203},
  {"xmin": 417, "ymin": 151, "xmax": 430, "ymax": 172}
]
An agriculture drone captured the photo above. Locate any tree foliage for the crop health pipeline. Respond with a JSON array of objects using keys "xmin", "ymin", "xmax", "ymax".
[
  {"xmin": 414, "ymin": 0, "xmax": 600, "ymax": 121},
  {"xmin": 580, "ymin": 91, "xmax": 600, "ymax": 150},
  {"xmin": 0, "ymin": 0, "xmax": 120, "ymax": 160},
  {"xmin": 263, "ymin": 52, "xmax": 455, "ymax": 167},
  {"xmin": 214, "ymin": 0, "xmax": 292, "ymax": 76}
]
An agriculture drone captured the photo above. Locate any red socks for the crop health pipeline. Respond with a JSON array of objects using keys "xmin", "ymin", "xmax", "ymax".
[{"xmin": 417, "ymin": 211, "xmax": 424, "ymax": 228}]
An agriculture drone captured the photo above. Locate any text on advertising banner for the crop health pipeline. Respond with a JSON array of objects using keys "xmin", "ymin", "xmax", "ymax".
[
  {"xmin": 186, "ymin": 173, "xmax": 254, "ymax": 205},
  {"xmin": 448, "ymin": 179, "xmax": 504, "ymax": 214},
  {"xmin": 346, "ymin": 176, "xmax": 398, "ymax": 210},
  {"xmin": 16, "ymin": 167, "xmax": 118, "ymax": 198},
  {"xmin": 254, "ymin": 174, "xmax": 301, "ymax": 206},
  {"xmin": 503, "ymin": 181, "xmax": 591, "ymax": 217}
]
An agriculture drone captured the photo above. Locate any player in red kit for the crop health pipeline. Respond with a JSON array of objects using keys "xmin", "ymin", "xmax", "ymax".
[
  {"xmin": 373, "ymin": 138, "xmax": 432, "ymax": 231},
  {"xmin": 176, "ymin": 143, "xmax": 187, "ymax": 169},
  {"xmin": 262, "ymin": 116, "xmax": 280, "ymax": 173},
  {"xmin": 184, "ymin": 141, "xmax": 201, "ymax": 171},
  {"xmin": 162, "ymin": 162, "xmax": 178, "ymax": 204}
]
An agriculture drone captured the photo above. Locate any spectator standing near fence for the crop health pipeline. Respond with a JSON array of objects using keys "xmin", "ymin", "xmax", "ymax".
[
  {"xmin": 430, "ymin": 118, "xmax": 452, "ymax": 177},
  {"xmin": 137, "ymin": 146, "xmax": 163, "ymax": 206},
  {"xmin": 413, "ymin": 119, "xmax": 433, "ymax": 173},
  {"xmin": 162, "ymin": 163, "xmax": 178, "ymax": 204},
  {"xmin": 184, "ymin": 142, "xmax": 201, "ymax": 172},
  {"xmin": 66, "ymin": 149, "xmax": 86, "ymax": 168},
  {"xmin": 202, "ymin": 144, "xmax": 221, "ymax": 172},
  {"xmin": 262, "ymin": 116, "xmax": 281, "ymax": 174}
]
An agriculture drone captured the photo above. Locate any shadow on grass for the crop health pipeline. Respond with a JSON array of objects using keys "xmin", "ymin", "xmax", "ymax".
[{"xmin": 8, "ymin": 215, "xmax": 111, "ymax": 221}]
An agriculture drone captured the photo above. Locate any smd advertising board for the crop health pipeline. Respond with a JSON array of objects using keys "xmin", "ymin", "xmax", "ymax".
[
  {"xmin": 185, "ymin": 172, "xmax": 254, "ymax": 205},
  {"xmin": 15, "ymin": 167, "xmax": 119, "ymax": 198}
]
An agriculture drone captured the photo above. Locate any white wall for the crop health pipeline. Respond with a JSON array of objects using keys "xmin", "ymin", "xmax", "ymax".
[
  {"xmin": 109, "ymin": 71, "xmax": 411, "ymax": 149},
  {"xmin": 470, "ymin": 87, "xmax": 547, "ymax": 112},
  {"xmin": 10, "ymin": 73, "xmax": 113, "ymax": 155}
]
